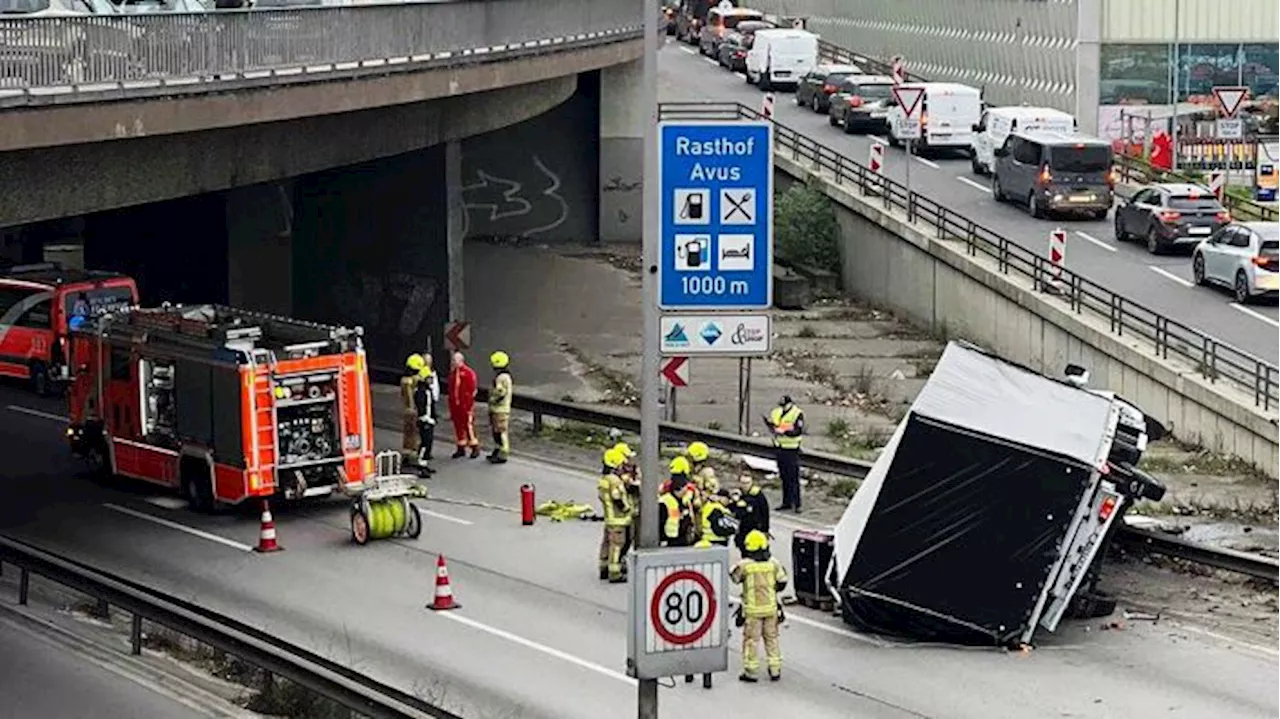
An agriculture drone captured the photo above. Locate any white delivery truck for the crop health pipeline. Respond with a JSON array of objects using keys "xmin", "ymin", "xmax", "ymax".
[
  {"xmin": 970, "ymin": 106, "xmax": 1076, "ymax": 175},
  {"xmin": 886, "ymin": 82, "xmax": 982, "ymax": 154},
  {"xmin": 745, "ymin": 28, "xmax": 819, "ymax": 91}
]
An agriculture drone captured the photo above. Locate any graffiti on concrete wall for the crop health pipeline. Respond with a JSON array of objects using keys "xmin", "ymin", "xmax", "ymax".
[
  {"xmin": 461, "ymin": 155, "xmax": 568, "ymax": 239},
  {"xmin": 602, "ymin": 175, "xmax": 642, "ymax": 226}
]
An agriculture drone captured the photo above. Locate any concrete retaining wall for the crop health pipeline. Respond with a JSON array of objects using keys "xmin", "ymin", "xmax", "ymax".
[{"xmin": 774, "ymin": 155, "xmax": 1280, "ymax": 478}]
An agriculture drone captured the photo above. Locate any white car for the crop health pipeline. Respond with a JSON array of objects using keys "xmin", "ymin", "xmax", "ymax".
[{"xmin": 1192, "ymin": 221, "xmax": 1279, "ymax": 303}]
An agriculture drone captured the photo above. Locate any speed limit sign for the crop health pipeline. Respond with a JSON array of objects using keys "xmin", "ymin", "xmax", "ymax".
[{"xmin": 627, "ymin": 547, "xmax": 729, "ymax": 679}]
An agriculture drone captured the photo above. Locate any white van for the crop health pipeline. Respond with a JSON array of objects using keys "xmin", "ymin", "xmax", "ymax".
[
  {"xmin": 886, "ymin": 82, "xmax": 982, "ymax": 153},
  {"xmin": 745, "ymin": 28, "xmax": 819, "ymax": 91},
  {"xmin": 970, "ymin": 106, "xmax": 1076, "ymax": 175}
]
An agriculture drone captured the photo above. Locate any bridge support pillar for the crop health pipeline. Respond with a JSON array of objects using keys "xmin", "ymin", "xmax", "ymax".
[
  {"xmin": 445, "ymin": 140, "xmax": 466, "ymax": 327},
  {"xmin": 597, "ymin": 59, "xmax": 645, "ymax": 242},
  {"xmin": 227, "ymin": 181, "xmax": 295, "ymax": 316}
]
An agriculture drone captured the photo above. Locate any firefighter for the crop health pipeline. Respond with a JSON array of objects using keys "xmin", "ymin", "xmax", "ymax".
[
  {"xmin": 732, "ymin": 474, "xmax": 770, "ymax": 553},
  {"xmin": 400, "ymin": 354, "xmax": 425, "ymax": 460},
  {"xmin": 420, "ymin": 357, "xmax": 440, "ymax": 462},
  {"xmin": 656, "ymin": 484, "xmax": 688, "ymax": 547},
  {"xmin": 412, "ymin": 364, "xmax": 437, "ymax": 476},
  {"xmin": 685, "ymin": 441, "xmax": 717, "ymax": 493},
  {"xmin": 487, "ymin": 351, "xmax": 513, "ymax": 464},
  {"xmin": 448, "ymin": 351, "xmax": 481, "ymax": 459},
  {"xmin": 615, "ymin": 442, "xmax": 641, "ymax": 558},
  {"xmin": 694, "ymin": 478, "xmax": 738, "ymax": 548},
  {"xmin": 732, "ymin": 530, "xmax": 788, "ymax": 683},
  {"xmin": 598, "ymin": 448, "xmax": 633, "ymax": 583},
  {"xmin": 765, "ymin": 395, "xmax": 805, "ymax": 512}
]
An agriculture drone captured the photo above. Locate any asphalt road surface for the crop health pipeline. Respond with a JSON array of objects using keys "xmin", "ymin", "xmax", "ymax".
[
  {"xmin": 0, "ymin": 383, "xmax": 1276, "ymax": 718},
  {"xmin": 0, "ymin": 612, "xmax": 215, "ymax": 719},
  {"xmin": 657, "ymin": 42, "xmax": 1279, "ymax": 364}
]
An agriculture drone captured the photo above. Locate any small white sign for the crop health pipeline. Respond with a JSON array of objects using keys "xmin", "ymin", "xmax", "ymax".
[
  {"xmin": 719, "ymin": 188, "xmax": 756, "ymax": 224},
  {"xmin": 1217, "ymin": 118, "xmax": 1244, "ymax": 140},
  {"xmin": 899, "ymin": 118, "xmax": 922, "ymax": 140},
  {"xmin": 660, "ymin": 314, "xmax": 771, "ymax": 356},
  {"xmin": 673, "ymin": 235, "xmax": 713, "ymax": 271},
  {"xmin": 717, "ymin": 234, "xmax": 755, "ymax": 271},
  {"xmin": 673, "ymin": 189, "xmax": 710, "ymax": 225}
]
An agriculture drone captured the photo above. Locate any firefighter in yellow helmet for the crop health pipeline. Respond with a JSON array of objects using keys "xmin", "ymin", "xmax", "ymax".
[
  {"xmin": 400, "ymin": 354, "xmax": 426, "ymax": 460},
  {"xmin": 487, "ymin": 351, "xmax": 513, "ymax": 464},
  {"xmin": 694, "ymin": 477, "xmax": 738, "ymax": 548},
  {"xmin": 732, "ymin": 530, "xmax": 788, "ymax": 682},
  {"xmin": 685, "ymin": 441, "xmax": 717, "ymax": 493},
  {"xmin": 412, "ymin": 364, "xmax": 438, "ymax": 476},
  {"xmin": 657, "ymin": 456, "xmax": 693, "ymax": 547},
  {"xmin": 598, "ymin": 448, "xmax": 633, "ymax": 583},
  {"xmin": 614, "ymin": 442, "xmax": 641, "ymax": 557}
]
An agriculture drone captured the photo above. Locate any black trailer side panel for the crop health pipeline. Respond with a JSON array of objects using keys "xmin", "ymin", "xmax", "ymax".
[
  {"xmin": 175, "ymin": 359, "xmax": 213, "ymax": 447},
  {"xmin": 840, "ymin": 415, "xmax": 1091, "ymax": 645},
  {"xmin": 210, "ymin": 367, "xmax": 244, "ymax": 468}
]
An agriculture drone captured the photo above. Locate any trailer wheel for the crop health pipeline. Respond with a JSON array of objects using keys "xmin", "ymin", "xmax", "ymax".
[
  {"xmin": 405, "ymin": 503, "xmax": 423, "ymax": 540},
  {"xmin": 351, "ymin": 506, "xmax": 371, "ymax": 545}
]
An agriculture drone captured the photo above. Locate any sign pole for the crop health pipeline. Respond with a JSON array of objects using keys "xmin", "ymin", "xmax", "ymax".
[
  {"xmin": 670, "ymin": 385, "xmax": 679, "ymax": 423},
  {"xmin": 905, "ymin": 139, "xmax": 913, "ymax": 204},
  {"xmin": 638, "ymin": 0, "xmax": 661, "ymax": 714},
  {"xmin": 744, "ymin": 357, "xmax": 753, "ymax": 428},
  {"xmin": 736, "ymin": 358, "xmax": 746, "ymax": 435}
]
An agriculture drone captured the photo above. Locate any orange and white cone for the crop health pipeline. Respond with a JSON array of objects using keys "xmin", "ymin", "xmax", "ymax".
[
  {"xmin": 254, "ymin": 500, "xmax": 283, "ymax": 553},
  {"xmin": 427, "ymin": 555, "xmax": 460, "ymax": 611}
]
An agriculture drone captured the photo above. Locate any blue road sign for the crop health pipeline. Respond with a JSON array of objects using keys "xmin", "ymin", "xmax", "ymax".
[{"xmin": 658, "ymin": 121, "xmax": 773, "ymax": 310}]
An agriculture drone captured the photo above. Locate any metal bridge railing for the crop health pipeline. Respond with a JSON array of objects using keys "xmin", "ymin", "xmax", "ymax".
[
  {"xmin": 0, "ymin": 0, "xmax": 642, "ymax": 102},
  {"xmin": 658, "ymin": 101, "xmax": 1280, "ymax": 413}
]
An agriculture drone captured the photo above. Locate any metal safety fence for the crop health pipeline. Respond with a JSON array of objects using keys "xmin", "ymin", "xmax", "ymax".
[
  {"xmin": 0, "ymin": 534, "xmax": 461, "ymax": 719},
  {"xmin": 815, "ymin": 40, "xmax": 1278, "ymax": 223},
  {"xmin": 658, "ymin": 101, "xmax": 1280, "ymax": 412},
  {"xmin": 0, "ymin": 0, "xmax": 643, "ymax": 102}
]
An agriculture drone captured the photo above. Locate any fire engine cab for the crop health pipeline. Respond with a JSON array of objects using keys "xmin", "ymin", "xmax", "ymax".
[
  {"xmin": 0, "ymin": 263, "xmax": 138, "ymax": 395},
  {"xmin": 66, "ymin": 303, "xmax": 376, "ymax": 511}
]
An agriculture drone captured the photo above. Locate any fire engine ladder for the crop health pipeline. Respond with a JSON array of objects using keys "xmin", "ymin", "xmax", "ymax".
[{"xmin": 246, "ymin": 348, "xmax": 279, "ymax": 478}]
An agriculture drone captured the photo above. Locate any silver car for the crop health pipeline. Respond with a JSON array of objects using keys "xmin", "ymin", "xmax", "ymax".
[{"xmin": 1192, "ymin": 222, "xmax": 1279, "ymax": 304}]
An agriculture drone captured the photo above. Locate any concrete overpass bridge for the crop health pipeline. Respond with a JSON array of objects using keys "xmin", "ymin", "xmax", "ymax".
[{"xmin": 0, "ymin": 0, "xmax": 647, "ymax": 370}]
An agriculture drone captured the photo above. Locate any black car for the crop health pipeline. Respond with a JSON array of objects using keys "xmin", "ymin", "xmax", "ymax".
[
  {"xmin": 794, "ymin": 64, "xmax": 862, "ymax": 113},
  {"xmin": 1114, "ymin": 182, "xmax": 1231, "ymax": 254},
  {"xmin": 716, "ymin": 32, "xmax": 749, "ymax": 70},
  {"xmin": 827, "ymin": 75, "xmax": 896, "ymax": 133}
]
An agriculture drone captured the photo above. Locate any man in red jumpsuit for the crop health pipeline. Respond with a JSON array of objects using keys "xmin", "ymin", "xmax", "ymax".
[{"xmin": 448, "ymin": 351, "xmax": 481, "ymax": 459}]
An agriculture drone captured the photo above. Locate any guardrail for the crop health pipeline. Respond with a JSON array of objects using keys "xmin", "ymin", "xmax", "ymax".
[
  {"xmin": 0, "ymin": 0, "xmax": 642, "ymax": 104},
  {"xmin": 0, "ymin": 534, "xmax": 461, "ymax": 719},
  {"xmin": 483, "ymin": 390, "xmax": 1279, "ymax": 582},
  {"xmin": 815, "ymin": 40, "xmax": 1279, "ymax": 223},
  {"xmin": 657, "ymin": 101, "xmax": 1280, "ymax": 412}
]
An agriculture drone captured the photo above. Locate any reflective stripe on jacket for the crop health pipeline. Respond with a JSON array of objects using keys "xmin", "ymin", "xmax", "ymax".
[
  {"xmin": 770, "ymin": 405, "xmax": 803, "ymax": 449},
  {"xmin": 698, "ymin": 501, "xmax": 733, "ymax": 545},
  {"xmin": 598, "ymin": 472, "xmax": 633, "ymax": 527},
  {"xmin": 731, "ymin": 558, "xmax": 788, "ymax": 618},
  {"xmin": 490, "ymin": 371, "xmax": 513, "ymax": 413},
  {"xmin": 658, "ymin": 492, "xmax": 682, "ymax": 542}
]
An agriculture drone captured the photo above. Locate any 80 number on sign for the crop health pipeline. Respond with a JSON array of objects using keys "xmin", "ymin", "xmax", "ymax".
[{"xmin": 650, "ymin": 569, "xmax": 718, "ymax": 648}]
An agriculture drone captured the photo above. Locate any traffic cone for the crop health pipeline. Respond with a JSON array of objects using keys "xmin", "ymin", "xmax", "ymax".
[
  {"xmin": 427, "ymin": 555, "xmax": 461, "ymax": 611},
  {"xmin": 254, "ymin": 500, "xmax": 283, "ymax": 553}
]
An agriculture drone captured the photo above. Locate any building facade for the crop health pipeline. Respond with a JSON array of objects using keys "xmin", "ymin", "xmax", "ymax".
[{"xmin": 753, "ymin": 0, "xmax": 1278, "ymax": 135}]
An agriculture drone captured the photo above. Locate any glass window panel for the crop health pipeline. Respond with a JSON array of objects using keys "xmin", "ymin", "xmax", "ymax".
[
  {"xmin": 1242, "ymin": 43, "xmax": 1279, "ymax": 100},
  {"xmin": 1176, "ymin": 44, "xmax": 1241, "ymax": 102},
  {"xmin": 1099, "ymin": 44, "xmax": 1170, "ymax": 105}
]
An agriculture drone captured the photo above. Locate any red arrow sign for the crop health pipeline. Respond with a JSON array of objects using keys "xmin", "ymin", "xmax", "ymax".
[
  {"xmin": 660, "ymin": 357, "xmax": 689, "ymax": 388},
  {"xmin": 444, "ymin": 321, "xmax": 471, "ymax": 351}
]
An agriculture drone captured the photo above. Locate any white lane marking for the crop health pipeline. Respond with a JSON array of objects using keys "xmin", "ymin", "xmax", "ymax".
[
  {"xmin": 1230, "ymin": 303, "xmax": 1280, "ymax": 328},
  {"xmin": 734, "ymin": 72, "xmax": 745, "ymax": 79},
  {"xmin": 420, "ymin": 508, "xmax": 473, "ymax": 526},
  {"xmin": 956, "ymin": 176, "xmax": 992, "ymax": 193},
  {"xmin": 102, "ymin": 503, "xmax": 255, "ymax": 553},
  {"xmin": 785, "ymin": 612, "xmax": 890, "ymax": 647},
  {"xmin": 679, "ymin": 46, "xmax": 696, "ymax": 55},
  {"xmin": 144, "ymin": 496, "xmax": 190, "ymax": 510},
  {"xmin": 702, "ymin": 57, "xmax": 719, "ymax": 66},
  {"xmin": 7, "ymin": 405, "xmax": 69, "ymax": 423},
  {"xmin": 436, "ymin": 612, "xmax": 635, "ymax": 685},
  {"xmin": 1168, "ymin": 621, "xmax": 1280, "ymax": 660},
  {"xmin": 914, "ymin": 156, "xmax": 941, "ymax": 169},
  {"xmin": 1149, "ymin": 266, "xmax": 1194, "ymax": 288},
  {"xmin": 1073, "ymin": 231, "xmax": 1117, "ymax": 253},
  {"xmin": 870, "ymin": 135, "xmax": 889, "ymax": 144}
]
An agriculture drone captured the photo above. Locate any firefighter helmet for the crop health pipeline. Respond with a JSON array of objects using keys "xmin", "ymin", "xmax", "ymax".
[
  {"xmin": 406, "ymin": 354, "xmax": 426, "ymax": 371},
  {"xmin": 744, "ymin": 530, "xmax": 769, "ymax": 552},
  {"xmin": 603, "ymin": 447, "xmax": 626, "ymax": 470},
  {"xmin": 490, "ymin": 351, "xmax": 510, "ymax": 369},
  {"xmin": 686, "ymin": 441, "xmax": 709, "ymax": 462},
  {"xmin": 669, "ymin": 456, "xmax": 691, "ymax": 476}
]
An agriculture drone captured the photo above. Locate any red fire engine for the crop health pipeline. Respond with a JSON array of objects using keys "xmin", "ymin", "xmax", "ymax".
[
  {"xmin": 0, "ymin": 263, "xmax": 138, "ymax": 395},
  {"xmin": 66, "ymin": 303, "xmax": 376, "ymax": 510}
]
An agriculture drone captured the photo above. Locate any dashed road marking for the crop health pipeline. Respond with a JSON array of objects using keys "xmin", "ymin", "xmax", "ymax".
[
  {"xmin": 144, "ymin": 496, "xmax": 191, "ymax": 510},
  {"xmin": 870, "ymin": 135, "xmax": 889, "ymax": 144},
  {"xmin": 786, "ymin": 612, "xmax": 891, "ymax": 647},
  {"xmin": 679, "ymin": 46, "xmax": 696, "ymax": 55},
  {"xmin": 1229, "ymin": 303, "xmax": 1280, "ymax": 328},
  {"xmin": 1148, "ymin": 266, "xmax": 1194, "ymax": 288},
  {"xmin": 420, "ymin": 508, "xmax": 474, "ymax": 526},
  {"xmin": 436, "ymin": 612, "xmax": 635, "ymax": 685},
  {"xmin": 1073, "ymin": 231, "xmax": 1116, "ymax": 253},
  {"xmin": 734, "ymin": 72, "xmax": 745, "ymax": 79},
  {"xmin": 914, "ymin": 156, "xmax": 940, "ymax": 169},
  {"xmin": 7, "ymin": 405, "xmax": 68, "ymax": 423},
  {"xmin": 102, "ymin": 503, "xmax": 255, "ymax": 552},
  {"xmin": 956, "ymin": 176, "xmax": 991, "ymax": 193},
  {"xmin": 1169, "ymin": 621, "xmax": 1280, "ymax": 660},
  {"xmin": 702, "ymin": 56, "xmax": 719, "ymax": 66}
]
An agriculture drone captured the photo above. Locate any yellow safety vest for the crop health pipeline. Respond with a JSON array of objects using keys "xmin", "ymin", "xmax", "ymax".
[
  {"xmin": 657, "ymin": 492, "xmax": 682, "ymax": 541},
  {"xmin": 732, "ymin": 558, "xmax": 788, "ymax": 618},
  {"xmin": 490, "ymin": 372, "xmax": 512, "ymax": 414},
  {"xmin": 400, "ymin": 374, "xmax": 418, "ymax": 413},
  {"xmin": 698, "ymin": 501, "xmax": 731, "ymax": 545},
  {"xmin": 770, "ymin": 405, "xmax": 803, "ymax": 450},
  {"xmin": 598, "ymin": 472, "xmax": 633, "ymax": 527}
]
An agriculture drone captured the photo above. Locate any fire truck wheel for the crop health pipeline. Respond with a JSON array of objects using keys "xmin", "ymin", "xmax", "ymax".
[
  {"xmin": 405, "ymin": 503, "xmax": 423, "ymax": 540},
  {"xmin": 351, "ymin": 507, "xmax": 371, "ymax": 545}
]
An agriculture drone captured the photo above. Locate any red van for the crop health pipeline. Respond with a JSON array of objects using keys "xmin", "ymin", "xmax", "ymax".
[{"xmin": 0, "ymin": 264, "xmax": 139, "ymax": 395}]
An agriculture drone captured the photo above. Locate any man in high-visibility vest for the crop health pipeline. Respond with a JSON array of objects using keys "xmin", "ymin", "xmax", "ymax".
[
  {"xmin": 487, "ymin": 351, "xmax": 513, "ymax": 464},
  {"xmin": 598, "ymin": 448, "xmax": 633, "ymax": 583},
  {"xmin": 766, "ymin": 395, "xmax": 805, "ymax": 512},
  {"xmin": 400, "ymin": 354, "xmax": 425, "ymax": 460},
  {"xmin": 694, "ymin": 478, "xmax": 738, "ymax": 548},
  {"xmin": 732, "ymin": 530, "xmax": 788, "ymax": 683}
]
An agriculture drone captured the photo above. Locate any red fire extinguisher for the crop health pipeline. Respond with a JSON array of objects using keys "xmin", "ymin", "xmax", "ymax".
[{"xmin": 520, "ymin": 484, "xmax": 536, "ymax": 526}]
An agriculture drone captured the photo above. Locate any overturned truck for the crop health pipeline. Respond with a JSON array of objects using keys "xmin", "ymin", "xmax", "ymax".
[{"xmin": 830, "ymin": 341, "xmax": 1166, "ymax": 646}]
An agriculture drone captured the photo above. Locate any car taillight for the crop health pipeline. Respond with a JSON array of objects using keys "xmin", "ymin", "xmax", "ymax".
[
  {"xmin": 1105, "ymin": 169, "xmax": 1116, "ymax": 187},
  {"xmin": 822, "ymin": 83, "xmax": 836, "ymax": 93},
  {"xmin": 734, "ymin": 50, "xmax": 745, "ymax": 58},
  {"xmin": 1215, "ymin": 210, "xmax": 1230, "ymax": 223},
  {"xmin": 1157, "ymin": 210, "xmax": 1182, "ymax": 223},
  {"xmin": 848, "ymin": 95, "xmax": 863, "ymax": 107},
  {"xmin": 1098, "ymin": 495, "xmax": 1117, "ymax": 522},
  {"xmin": 920, "ymin": 111, "xmax": 928, "ymax": 126},
  {"xmin": 1252, "ymin": 255, "xmax": 1274, "ymax": 268},
  {"xmin": 1037, "ymin": 164, "xmax": 1052, "ymax": 183}
]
